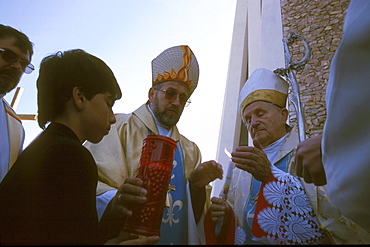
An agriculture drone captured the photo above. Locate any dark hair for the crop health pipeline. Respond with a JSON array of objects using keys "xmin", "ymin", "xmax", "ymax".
[
  {"xmin": 0, "ymin": 24, "xmax": 34, "ymax": 57},
  {"xmin": 37, "ymin": 49, "xmax": 122, "ymax": 129}
]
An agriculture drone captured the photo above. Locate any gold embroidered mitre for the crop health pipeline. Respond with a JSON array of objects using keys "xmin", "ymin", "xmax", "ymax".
[
  {"xmin": 238, "ymin": 68, "xmax": 288, "ymax": 115},
  {"xmin": 152, "ymin": 45, "xmax": 199, "ymax": 96}
]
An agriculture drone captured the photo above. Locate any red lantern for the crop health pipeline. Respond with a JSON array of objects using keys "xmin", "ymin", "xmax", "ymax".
[{"xmin": 123, "ymin": 135, "xmax": 177, "ymax": 236}]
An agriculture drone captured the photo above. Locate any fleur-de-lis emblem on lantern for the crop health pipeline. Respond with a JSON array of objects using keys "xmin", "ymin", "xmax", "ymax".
[{"xmin": 163, "ymin": 193, "xmax": 183, "ymax": 226}]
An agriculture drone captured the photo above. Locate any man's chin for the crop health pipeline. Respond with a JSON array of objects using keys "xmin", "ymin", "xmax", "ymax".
[
  {"xmin": 165, "ymin": 112, "xmax": 180, "ymax": 122},
  {"xmin": 0, "ymin": 77, "xmax": 19, "ymax": 94},
  {"xmin": 159, "ymin": 116, "xmax": 179, "ymax": 129}
]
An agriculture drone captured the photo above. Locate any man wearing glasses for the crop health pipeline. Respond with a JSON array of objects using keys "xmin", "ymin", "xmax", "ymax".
[
  {"xmin": 85, "ymin": 45, "xmax": 223, "ymax": 245},
  {"xmin": 0, "ymin": 24, "xmax": 34, "ymax": 182}
]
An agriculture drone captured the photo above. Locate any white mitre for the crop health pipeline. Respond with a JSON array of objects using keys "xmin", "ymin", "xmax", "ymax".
[{"xmin": 238, "ymin": 68, "xmax": 288, "ymax": 117}]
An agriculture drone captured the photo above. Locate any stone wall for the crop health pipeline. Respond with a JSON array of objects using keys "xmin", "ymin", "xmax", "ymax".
[{"xmin": 280, "ymin": 0, "xmax": 350, "ymax": 137}]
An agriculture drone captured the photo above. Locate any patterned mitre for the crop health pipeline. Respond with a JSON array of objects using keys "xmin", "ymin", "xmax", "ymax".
[
  {"xmin": 238, "ymin": 68, "xmax": 288, "ymax": 115},
  {"xmin": 152, "ymin": 45, "xmax": 199, "ymax": 96}
]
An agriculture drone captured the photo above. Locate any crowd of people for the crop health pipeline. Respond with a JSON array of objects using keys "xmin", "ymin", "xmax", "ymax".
[{"xmin": 0, "ymin": 0, "xmax": 369, "ymax": 244}]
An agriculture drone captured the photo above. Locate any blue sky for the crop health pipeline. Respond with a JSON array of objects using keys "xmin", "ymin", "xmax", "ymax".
[{"xmin": 2, "ymin": 0, "xmax": 237, "ymax": 162}]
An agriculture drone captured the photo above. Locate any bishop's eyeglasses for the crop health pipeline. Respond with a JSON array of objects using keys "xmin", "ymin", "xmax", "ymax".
[
  {"xmin": 155, "ymin": 88, "xmax": 191, "ymax": 107},
  {"xmin": 0, "ymin": 48, "xmax": 34, "ymax": 74}
]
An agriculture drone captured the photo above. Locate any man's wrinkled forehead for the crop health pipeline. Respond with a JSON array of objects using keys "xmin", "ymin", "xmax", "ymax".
[{"xmin": 243, "ymin": 101, "xmax": 281, "ymax": 117}]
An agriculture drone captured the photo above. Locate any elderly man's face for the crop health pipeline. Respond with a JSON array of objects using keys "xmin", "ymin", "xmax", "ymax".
[
  {"xmin": 243, "ymin": 101, "xmax": 288, "ymax": 148},
  {"xmin": 0, "ymin": 37, "xmax": 31, "ymax": 94},
  {"xmin": 149, "ymin": 80, "xmax": 190, "ymax": 129}
]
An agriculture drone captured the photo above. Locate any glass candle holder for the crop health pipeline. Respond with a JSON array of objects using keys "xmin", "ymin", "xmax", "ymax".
[{"xmin": 123, "ymin": 135, "xmax": 177, "ymax": 236}]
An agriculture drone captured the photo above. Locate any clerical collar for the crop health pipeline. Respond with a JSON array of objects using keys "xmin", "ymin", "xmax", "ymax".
[
  {"xmin": 147, "ymin": 104, "xmax": 173, "ymax": 137},
  {"xmin": 263, "ymin": 132, "xmax": 289, "ymax": 163}
]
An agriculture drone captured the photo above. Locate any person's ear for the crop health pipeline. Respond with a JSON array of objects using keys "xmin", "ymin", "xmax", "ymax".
[
  {"xmin": 72, "ymin": 86, "xmax": 86, "ymax": 110},
  {"xmin": 148, "ymin": 87, "xmax": 155, "ymax": 103}
]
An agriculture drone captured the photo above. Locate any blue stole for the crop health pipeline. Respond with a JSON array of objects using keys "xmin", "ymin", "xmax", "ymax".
[
  {"xmin": 242, "ymin": 154, "xmax": 291, "ymax": 244},
  {"xmin": 157, "ymin": 141, "xmax": 188, "ymax": 245}
]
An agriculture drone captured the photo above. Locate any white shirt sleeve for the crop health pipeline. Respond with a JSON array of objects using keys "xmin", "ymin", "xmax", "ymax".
[{"xmin": 96, "ymin": 189, "xmax": 117, "ymax": 220}]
